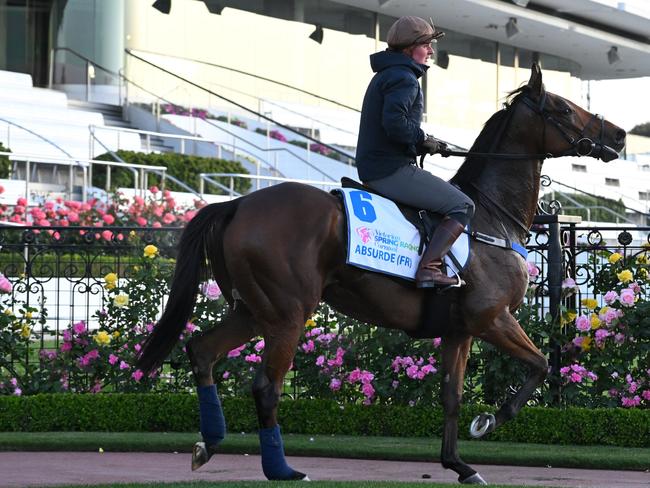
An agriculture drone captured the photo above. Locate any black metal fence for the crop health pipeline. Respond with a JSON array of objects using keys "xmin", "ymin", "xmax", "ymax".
[{"xmin": 1, "ymin": 221, "xmax": 648, "ymax": 404}]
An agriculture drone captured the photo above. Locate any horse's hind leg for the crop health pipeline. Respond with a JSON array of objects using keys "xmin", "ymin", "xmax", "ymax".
[
  {"xmin": 439, "ymin": 334, "xmax": 487, "ymax": 485},
  {"xmin": 253, "ymin": 322, "xmax": 308, "ymax": 481},
  {"xmin": 187, "ymin": 307, "xmax": 257, "ymax": 470},
  {"xmin": 477, "ymin": 311, "xmax": 548, "ymax": 431}
]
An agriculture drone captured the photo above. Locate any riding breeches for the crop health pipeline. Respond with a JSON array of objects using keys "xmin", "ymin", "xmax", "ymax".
[{"xmin": 364, "ymin": 163, "xmax": 475, "ymax": 226}]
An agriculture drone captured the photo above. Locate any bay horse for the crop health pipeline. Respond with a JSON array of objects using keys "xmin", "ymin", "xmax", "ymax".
[{"xmin": 136, "ymin": 64, "xmax": 625, "ymax": 485}]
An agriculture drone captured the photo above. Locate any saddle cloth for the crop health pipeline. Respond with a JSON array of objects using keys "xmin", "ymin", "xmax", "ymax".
[{"xmin": 334, "ymin": 187, "xmax": 470, "ymax": 281}]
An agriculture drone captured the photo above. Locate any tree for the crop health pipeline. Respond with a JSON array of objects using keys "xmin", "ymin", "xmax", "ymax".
[{"xmin": 630, "ymin": 122, "xmax": 650, "ymax": 137}]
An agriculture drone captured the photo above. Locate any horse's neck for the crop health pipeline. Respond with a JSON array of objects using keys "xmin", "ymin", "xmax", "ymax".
[{"xmin": 473, "ymin": 152, "xmax": 542, "ymax": 241}]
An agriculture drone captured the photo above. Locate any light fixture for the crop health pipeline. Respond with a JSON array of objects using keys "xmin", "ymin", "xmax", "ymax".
[
  {"xmin": 436, "ymin": 50, "xmax": 449, "ymax": 70},
  {"xmin": 505, "ymin": 17, "xmax": 520, "ymax": 39},
  {"xmin": 607, "ymin": 46, "xmax": 621, "ymax": 65},
  {"xmin": 202, "ymin": 1, "xmax": 224, "ymax": 14},
  {"xmin": 309, "ymin": 24, "xmax": 324, "ymax": 44},
  {"xmin": 511, "ymin": 0, "xmax": 530, "ymax": 6},
  {"xmin": 152, "ymin": 0, "xmax": 171, "ymax": 14}
]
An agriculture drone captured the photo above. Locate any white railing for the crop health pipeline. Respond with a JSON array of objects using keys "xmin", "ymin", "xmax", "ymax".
[
  {"xmin": 199, "ymin": 172, "xmax": 341, "ymax": 199},
  {"xmin": 88, "ymin": 124, "xmax": 284, "ymax": 182},
  {"xmin": 0, "ymin": 151, "xmax": 167, "ymax": 201}
]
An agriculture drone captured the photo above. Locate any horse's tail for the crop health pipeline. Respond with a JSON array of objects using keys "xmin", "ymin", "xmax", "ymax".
[{"xmin": 136, "ymin": 199, "xmax": 240, "ymax": 375}]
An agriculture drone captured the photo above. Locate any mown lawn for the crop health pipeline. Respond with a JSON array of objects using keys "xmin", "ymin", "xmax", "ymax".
[
  {"xmin": 37, "ymin": 482, "xmax": 555, "ymax": 488},
  {"xmin": 1, "ymin": 432, "xmax": 647, "ymax": 471}
]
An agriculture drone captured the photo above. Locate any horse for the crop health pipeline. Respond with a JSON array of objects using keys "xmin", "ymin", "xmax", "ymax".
[{"xmin": 136, "ymin": 64, "xmax": 625, "ymax": 485}]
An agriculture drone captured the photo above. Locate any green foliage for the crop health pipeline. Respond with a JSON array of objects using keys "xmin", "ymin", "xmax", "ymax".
[
  {"xmin": 629, "ymin": 122, "xmax": 650, "ymax": 137},
  {"xmin": 541, "ymin": 192, "xmax": 626, "ymax": 222},
  {"xmin": 93, "ymin": 150, "xmax": 251, "ymax": 194},
  {"xmin": 0, "ymin": 142, "xmax": 11, "ymax": 178},
  {"xmin": 0, "ymin": 394, "xmax": 647, "ymax": 447}
]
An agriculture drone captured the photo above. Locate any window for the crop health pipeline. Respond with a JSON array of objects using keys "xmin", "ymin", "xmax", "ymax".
[
  {"xmin": 572, "ymin": 164, "xmax": 587, "ymax": 173},
  {"xmin": 640, "ymin": 191, "xmax": 650, "ymax": 200},
  {"xmin": 605, "ymin": 178, "xmax": 620, "ymax": 187}
]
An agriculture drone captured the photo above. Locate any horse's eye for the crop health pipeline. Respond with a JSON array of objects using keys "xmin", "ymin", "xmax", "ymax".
[{"xmin": 563, "ymin": 108, "xmax": 573, "ymax": 115}]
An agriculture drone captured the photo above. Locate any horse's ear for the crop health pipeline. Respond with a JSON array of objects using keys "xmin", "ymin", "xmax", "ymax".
[{"xmin": 527, "ymin": 63, "xmax": 543, "ymax": 97}]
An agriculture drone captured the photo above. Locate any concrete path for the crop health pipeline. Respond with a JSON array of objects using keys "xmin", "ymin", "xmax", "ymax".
[{"xmin": 0, "ymin": 452, "xmax": 648, "ymax": 487}]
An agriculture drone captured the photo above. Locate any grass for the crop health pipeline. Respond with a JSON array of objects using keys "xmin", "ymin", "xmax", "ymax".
[
  {"xmin": 1, "ymin": 432, "xmax": 647, "ymax": 472},
  {"xmin": 36, "ymin": 482, "xmax": 555, "ymax": 488}
]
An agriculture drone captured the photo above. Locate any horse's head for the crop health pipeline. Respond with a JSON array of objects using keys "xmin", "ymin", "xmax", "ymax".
[{"xmin": 517, "ymin": 63, "xmax": 626, "ymax": 162}]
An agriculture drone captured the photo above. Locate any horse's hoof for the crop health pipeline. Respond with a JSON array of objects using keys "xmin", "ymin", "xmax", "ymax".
[
  {"xmin": 460, "ymin": 472, "xmax": 488, "ymax": 485},
  {"xmin": 191, "ymin": 441, "xmax": 213, "ymax": 471},
  {"xmin": 469, "ymin": 413, "xmax": 495, "ymax": 438}
]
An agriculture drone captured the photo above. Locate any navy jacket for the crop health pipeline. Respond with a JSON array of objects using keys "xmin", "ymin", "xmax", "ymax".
[{"xmin": 355, "ymin": 51, "xmax": 428, "ymax": 182}]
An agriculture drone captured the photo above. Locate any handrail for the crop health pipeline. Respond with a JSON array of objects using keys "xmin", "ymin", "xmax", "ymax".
[
  {"xmin": 547, "ymin": 177, "xmax": 650, "ymax": 218},
  {"xmin": 149, "ymin": 169, "xmax": 203, "ymax": 200},
  {"xmin": 130, "ymin": 48, "xmax": 360, "ymax": 113},
  {"xmin": 88, "ymin": 128, "xmax": 139, "ymax": 188},
  {"xmin": 89, "ymin": 124, "xmax": 286, "ymax": 179},
  {"xmin": 125, "ymin": 49, "xmax": 355, "ymax": 162},
  {"xmin": 50, "ymin": 47, "xmax": 178, "ymax": 108},
  {"xmin": 0, "ymin": 117, "xmax": 78, "ymax": 162},
  {"xmin": 49, "ymin": 47, "xmax": 350, "ymax": 181},
  {"xmin": 199, "ymin": 172, "xmax": 341, "ymax": 198}
]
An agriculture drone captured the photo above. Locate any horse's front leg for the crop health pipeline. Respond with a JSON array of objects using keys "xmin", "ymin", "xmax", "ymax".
[
  {"xmin": 476, "ymin": 311, "xmax": 548, "ymax": 432},
  {"xmin": 439, "ymin": 334, "xmax": 486, "ymax": 485}
]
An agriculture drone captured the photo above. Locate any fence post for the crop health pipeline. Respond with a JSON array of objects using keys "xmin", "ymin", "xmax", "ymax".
[{"xmin": 533, "ymin": 214, "xmax": 581, "ymax": 406}]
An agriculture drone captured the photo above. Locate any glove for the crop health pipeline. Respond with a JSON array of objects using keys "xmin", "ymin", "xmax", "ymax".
[{"xmin": 421, "ymin": 135, "xmax": 447, "ymax": 155}]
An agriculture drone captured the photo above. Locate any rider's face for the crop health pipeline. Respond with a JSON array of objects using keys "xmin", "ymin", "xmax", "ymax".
[{"xmin": 409, "ymin": 42, "xmax": 434, "ymax": 64}]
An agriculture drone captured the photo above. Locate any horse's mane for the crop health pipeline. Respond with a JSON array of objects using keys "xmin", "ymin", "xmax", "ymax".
[{"xmin": 450, "ymin": 86, "xmax": 530, "ymax": 191}]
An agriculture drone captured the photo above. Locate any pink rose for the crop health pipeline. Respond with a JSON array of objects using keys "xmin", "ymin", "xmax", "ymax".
[
  {"xmin": 0, "ymin": 274, "xmax": 12, "ymax": 294},
  {"xmin": 329, "ymin": 378, "xmax": 341, "ymax": 391},
  {"xmin": 102, "ymin": 214, "xmax": 115, "ymax": 225},
  {"xmin": 575, "ymin": 315, "xmax": 591, "ymax": 332},
  {"xmin": 620, "ymin": 288, "xmax": 635, "ymax": 307},
  {"xmin": 603, "ymin": 290, "xmax": 618, "ymax": 305}
]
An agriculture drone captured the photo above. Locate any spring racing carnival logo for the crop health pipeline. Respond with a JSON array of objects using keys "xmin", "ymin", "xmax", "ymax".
[{"xmin": 356, "ymin": 226, "xmax": 374, "ymax": 244}]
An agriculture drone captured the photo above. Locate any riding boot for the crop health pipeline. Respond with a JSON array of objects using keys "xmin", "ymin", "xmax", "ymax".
[{"xmin": 416, "ymin": 218, "xmax": 466, "ymax": 288}]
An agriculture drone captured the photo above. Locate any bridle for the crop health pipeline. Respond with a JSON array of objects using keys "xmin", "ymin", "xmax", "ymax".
[
  {"xmin": 518, "ymin": 92, "xmax": 617, "ymax": 161},
  {"xmin": 439, "ymin": 91, "xmax": 618, "ymax": 236},
  {"xmin": 433, "ymin": 91, "xmax": 618, "ymax": 162}
]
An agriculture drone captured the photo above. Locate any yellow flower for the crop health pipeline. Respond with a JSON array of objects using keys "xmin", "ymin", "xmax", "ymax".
[
  {"xmin": 617, "ymin": 269, "xmax": 633, "ymax": 284},
  {"xmin": 112, "ymin": 331, "xmax": 121, "ymax": 338},
  {"xmin": 560, "ymin": 311, "xmax": 577, "ymax": 326},
  {"xmin": 20, "ymin": 324, "xmax": 31, "ymax": 338},
  {"xmin": 114, "ymin": 293, "xmax": 130, "ymax": 308},
  {"xmin": 636, "ymin": 254, "xmax": 648, "ymax": 265},
  {"xmin": 129, "ymin": 231, "xmax": 136, "ymax": 238},
  {"xmin": 94, "ymin": 330, "xmax": 112, "ymax": 346},
  {"xmin": 305, "ymin": 319, "xmax": 316, "ymax": 328},
  {"xmin": 104, "ymin": 272, "xmax": 118, "ymax": 290},
  {"xmin": 608, "ymin": 253, "xmax": 623, "ymax": 264},
  {"xmin": 23, "ymin": 311, "xmax": 33, "ymax": 319},
  {"xmin": 580, "ymin": 336, "xmax": 592, "ymax": 351},
  {"xmin": 143, "ymin": 245, "xmax": 159, "ymax": 259},
  {"xmin": 590, "ymin": 314, "xmax": 601, "ymax": 329},
  {"xmin": 581, "ymin": 298, "xmax": 598, "ymax": 310}
]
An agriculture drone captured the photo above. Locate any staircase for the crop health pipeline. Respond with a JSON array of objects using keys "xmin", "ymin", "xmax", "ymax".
[{"xmin": 67, "ymin": 100, "xmax": 130, "ymax": 129}]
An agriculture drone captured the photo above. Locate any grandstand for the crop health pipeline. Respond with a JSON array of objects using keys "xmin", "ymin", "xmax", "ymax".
[{"xmin": 1, "ymin": 0, "xmax": 650, "ymax": 224}]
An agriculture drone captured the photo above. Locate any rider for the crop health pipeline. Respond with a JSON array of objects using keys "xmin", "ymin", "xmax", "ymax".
[{"xmin": 355, "ymin": 16, "xmax": 475, "ymax": 288}]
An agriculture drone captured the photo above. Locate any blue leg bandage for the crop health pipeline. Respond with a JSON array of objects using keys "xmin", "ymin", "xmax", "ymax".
[
  {"xmin": 259, "ymin": 424, "xmax": 302, "ymax": 480},
  {"xmin": 197, "ymin": 384, "xmax": 226, "ymax": 447}
]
